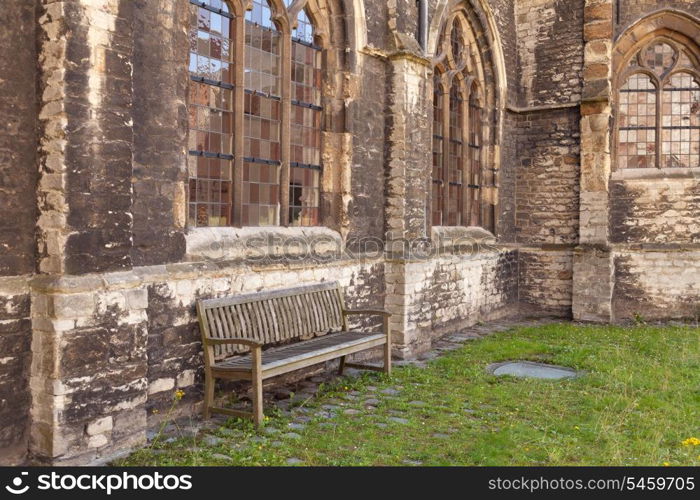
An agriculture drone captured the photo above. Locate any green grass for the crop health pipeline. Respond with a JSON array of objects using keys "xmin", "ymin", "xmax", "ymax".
[{"xmin": 117, "ymin": 323, "xmax": 700, "ymax": 466}]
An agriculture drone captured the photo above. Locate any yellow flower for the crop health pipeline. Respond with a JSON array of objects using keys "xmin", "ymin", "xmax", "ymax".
[
  {"xmin": 682, "ymin": 437, "xmax": 700, "ymax": 447},
  {"xmin": 174, "ymin": 389, "xmax": 185, "ymax": 401},
  {"xmin": 663, "ymin": 462, "xmax": 670, "ymax": 467}
]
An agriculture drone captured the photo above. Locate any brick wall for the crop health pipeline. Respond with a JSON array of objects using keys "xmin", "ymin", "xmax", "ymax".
[
  {"xmin": 519, "ymin": 248, "xmax": 574, "ymax": 317},
  {"xmin": 514, "ymin": 108, "xmax": 581, "ymax": 245}
]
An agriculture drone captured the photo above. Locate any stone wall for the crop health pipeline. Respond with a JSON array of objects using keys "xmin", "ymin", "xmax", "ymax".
[
  {"xmin": 514, "ymin": 108, "xmax": 581, "ymax": 245},
  {"xmin": 0, "ymin": 0, "xmax": 37, "ymax": 465},
  {"xmin": 0, "ymin": 278, "xmax": 32, "ymax": 464},
  {"xmin": 0, "ymin": 1, "xmax": 37, "ymax": 278},
  {"xmin": 616, "ymin": 0, "xmax": 700, "ymax": 36},
  {"xmin": 511, "ymin": 0, "xmax": 584, "ymax": 315},
  {"xmin": 613, "ymin": 250, "xmax": 700, "ymax": 320},
  {"xmin": 29, "ymin": 257, "xmax": 385, "ymax": 465},
  {"xmin": 387, "ymin": 246, "xmax": 518, "ymax": 356},
  {"xmin": 609, "ymin": 174, "xmax": 700, "ymax": 320},
  {"xmin": 611, "ymin": 177, "xmax": 700, "ymax": 245},
  {"xmin": 516, "ymin": 0, "xmax": 584, "ymax": 107},
  {"xmin": 3, "ymin": 0, "xmax": 700, "ymax": 465},
  {"xmin": 131, "ymin": 0, "xmax": 189, "ymax": 266}
]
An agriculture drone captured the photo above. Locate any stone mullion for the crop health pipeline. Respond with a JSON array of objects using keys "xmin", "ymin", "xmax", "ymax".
[
  {"xmin": 655, "ymin": 82, "xmax": 662, "ymax": 169},
  {"xmin": 461, "ymin": 86, "xmax": 471, "ymax": 227},
  {"xmin": 441, "ymin": 82, "xmax": 451, "ymax": 226},
  {"xmin": 279, "ymin": 29, "xmax": 292, "ymax": 227},
  {"xmin": 232, "ymin": 15, "xmax": 246, "ymax": 227},
  {"xmin": 31, "ymin": 0, "xmax": 149, "ymax": 464}
]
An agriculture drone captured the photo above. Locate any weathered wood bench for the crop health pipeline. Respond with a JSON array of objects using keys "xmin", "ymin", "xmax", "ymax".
[{"xmin": 196, "ymin": 281, "xmax": 391, "ymax": 426}]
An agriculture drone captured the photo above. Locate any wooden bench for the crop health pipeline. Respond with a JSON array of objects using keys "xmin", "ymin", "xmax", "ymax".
[{"xmin": 196, "ymin": 281, "xmax": 391, "ymax": 426}]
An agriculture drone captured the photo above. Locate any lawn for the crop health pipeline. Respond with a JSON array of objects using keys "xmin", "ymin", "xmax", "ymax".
[{"xmin": 118, "ymin": 323, "xmax": 700, "ymax": 466}]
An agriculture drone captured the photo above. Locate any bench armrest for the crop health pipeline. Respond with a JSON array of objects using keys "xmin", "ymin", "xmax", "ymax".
[
  {"xmin": 343, "ymin": 309, "xmax": 391, "ymax": 318},
  {"xmin": 203, "ymin": 337, "xmax": 263, "ymax": 348}
]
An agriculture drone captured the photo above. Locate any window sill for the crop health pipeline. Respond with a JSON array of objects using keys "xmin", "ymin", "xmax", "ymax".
[
  {"xmin": 611, "ymin": 167, "xmax": 700, "ymax": 181},
  {"xmin": 431, "ymin": 226, "xmax": 497, "ymax": 252},
  {"xmin": 186, "ymin": 226, "xmax": 343, "ymax": 262}
]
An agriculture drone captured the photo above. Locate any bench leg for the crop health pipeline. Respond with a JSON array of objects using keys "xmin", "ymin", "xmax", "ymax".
[
  {"xmin": 338, "ymin": 356, "xmax": 346, "ymax": 375},
  {"xmin": 383, "ymin": 342, "xmax": 392, "ymax": 375},
  {"xmin": 251, "ymin": 347, "xmax": 264, "ymax": 427},
  {"xmin": 203, "ymin": 370, "xmax": 215, "ymax": 420},
  {"xmin": 383, "ymin": 318, "xmax": 392, "ymax": 375}
]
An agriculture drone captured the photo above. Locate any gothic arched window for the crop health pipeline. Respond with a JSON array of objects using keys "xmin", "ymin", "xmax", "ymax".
[
  {"xmin": 432, "ymin": 14, "xmax": 490, "ymax": 229},
  {"xmin": 187, "ymin": 0, "xmax": 325, "ymax": 228},
  {"xmin": 616, "ymin": 39, "xmax": 700, "ymax": 170}
]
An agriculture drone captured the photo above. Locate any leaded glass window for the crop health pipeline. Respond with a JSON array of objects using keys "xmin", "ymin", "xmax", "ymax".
[
  {"xmin": 616, "ymin": 39, "xmax": 700, "ymax": 170},
  {"xmin": 186, "ymin": 0, "xmax": 326, "ymax": 228},
  {"xmin": 432, "ymin": 13, "xmax": 490, "ymax": 230}
]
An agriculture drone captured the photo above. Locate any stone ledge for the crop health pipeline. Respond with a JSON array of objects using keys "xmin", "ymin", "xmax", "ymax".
[
  {"xmin": 612, "ymin": 244, "xmax": 700, "ymax": 253},
  {"xmin": 432, "ymin": 225, "xmax": 497, "ymax": 250},
  {"xmin": 186, "ymin": 226, "xmax": 344, "ymax": 263},
  {"xmin": 28, "ymin": 255, "xmax": 386, "ymax": 295},
  {"xmin": 611, "ymin": 167, "xmax": 700, "ymax": 181}
]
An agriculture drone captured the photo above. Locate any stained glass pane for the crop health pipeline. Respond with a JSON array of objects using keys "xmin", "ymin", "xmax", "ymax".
[
  {"xmin": 289, "ymin": 167, "xmax": 320, "ymax": 227},
  {"xmin": 469, "ymin": 89, "xmax": 483, "ymax": 227},
  {"xmin": 432, "ymin": 77, "xmax": 444, "ymax": 226},
  {"xmin": 246, "ymin": 0, "xmax": 274, "ymax": 29},
  {"xmin": 290, "ymin": 8, "xmax": 322, "ymax": 227},
  {"xmin": 293, "ymin": 8, "xmax": 315, "ymax": 44},
  {"xmin": 244, "ymin": 1, "xmax": 282, "ymax": 226},
  {"xmin": 292, "ymin": 38, "xmax": 322, "ymax": 105},
  {"xmin": 245, "ymin": 21, "xmax": 281, "ymax": 95},
  {"xmin": 242, "ymin": 161, "xmax": 280, "ymax": 226},
  {"xmin": 643, "ymin": 42, "xmax": 677, "ymax": 75},
  {"xmin": 618, "ymin": 73, "xmax": 656, "ymax": 169},
  {"xmin": 187, "ymin": 2, "xmax": 235, "ymax": 227},
  {"xmin": 662, "ymin": 72, "xmax": 700, "ymax": 168},
  {"xmin": 447, "ymin": 86, "xmax": 463, "ymax": 226}
]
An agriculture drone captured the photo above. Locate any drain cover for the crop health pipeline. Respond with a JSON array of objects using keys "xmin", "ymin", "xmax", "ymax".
[{"xmin": 488, "ymin": 361, "xmax": 580, "ymax": 380}]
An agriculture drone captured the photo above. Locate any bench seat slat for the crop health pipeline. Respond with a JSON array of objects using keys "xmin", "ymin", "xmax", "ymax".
[{"xmin": 212, "ymin": 331, "xmax": 385, "ymax": 375}]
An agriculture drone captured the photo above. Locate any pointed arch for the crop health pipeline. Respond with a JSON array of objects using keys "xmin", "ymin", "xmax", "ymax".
[
  {"xmin": 613, "ymin": 10, "xmax": 700, "ymax": 171},
  {"xmin": 429, "ymin": 1, "xmax": 502, "ymax": 232}
]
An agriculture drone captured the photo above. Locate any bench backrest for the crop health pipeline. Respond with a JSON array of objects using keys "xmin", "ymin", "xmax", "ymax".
[{"xmin": 197, "ymin": 281, "xmax": 346, "ymax": 359}]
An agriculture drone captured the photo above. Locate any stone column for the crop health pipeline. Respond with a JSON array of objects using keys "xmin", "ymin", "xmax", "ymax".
[
  {"xmin": 31, "ymin": 0, "xmax": 147, "ymax": 465},
  {"xmin": 37, "ymin": 0, "xmax": 135, "ymax": 277},
  {"xmin": 572, "ymin": 0, "xmax": 614, "ymax": 322},
  {"xmin": 382, "ymin": 22, "xmax": 433, "ymax": 354}
]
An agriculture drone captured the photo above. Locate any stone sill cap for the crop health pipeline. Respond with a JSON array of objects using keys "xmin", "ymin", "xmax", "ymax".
[
  {"xmin": 611, "ymin": 167, "xmax": 700, "ymax": 181},
  {"xmin": 432, "ymin": 225, "xmax": 497, "ymax": 246},
  {"xmin": 186, "ymin": 226, "xmax": 343, "ymax": 262}
]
